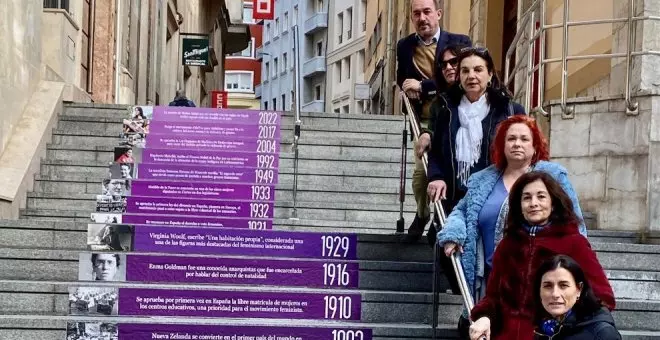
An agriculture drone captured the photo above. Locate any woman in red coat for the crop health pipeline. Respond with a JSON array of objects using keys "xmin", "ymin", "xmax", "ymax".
[{"xmin": 468, "ymin": 171, "xmax": 615, "ymax": 340}]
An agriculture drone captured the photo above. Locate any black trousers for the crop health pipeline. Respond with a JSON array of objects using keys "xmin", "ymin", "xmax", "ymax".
[{"xmin": 434, "ymin": 191, "xmax": 470, "ymax": 338}]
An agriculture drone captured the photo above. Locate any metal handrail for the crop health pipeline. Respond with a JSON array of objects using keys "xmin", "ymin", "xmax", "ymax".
[
  {"xmin": 505, "ymin": 0, "xmax": 660, "ymax": 118},
  {"xmin": 398, "ymin": 91, "xmax": 474, "ymax": 338},
  {"xmin": 290, "ymin": 24, "xmax": 302, "ymax": 219}
]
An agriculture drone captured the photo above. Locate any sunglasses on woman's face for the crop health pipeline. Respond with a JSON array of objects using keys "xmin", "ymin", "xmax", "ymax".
[
  {"xmin": 460, "ymin": 46, "xmax": 490, "ymax": 57},
  {"xmin": 441, "ymin": 57, "xmax": 459, "ymax": 69}
]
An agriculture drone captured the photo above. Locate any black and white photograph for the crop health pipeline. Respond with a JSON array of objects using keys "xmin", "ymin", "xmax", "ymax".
[
  {"xmin": 120, "ymin": 132, "xmax": 146, "ymax": 148},
  {"xmin": 69, "ymin": 287, "xmax": 119, "ymax": 316},
  {"xmin": 87, "ymin": 224, "xmax": 134, "ymax": 251},
  {"xmin": 90, "ymin": 213, "xmax": 122, "ymax": 224},
  {"xmin": 96, "ymin": 195, "xmax": 126, "ymax": 213},
  {"xmin": 67, "ymin": 321, "xmax": 118, "ymax": 340},
  {"xmin": 109, "ymin": 162, "xmax": 135, "ymax": 180},
  {"xmin": 101, "ymin": 179, "xmax": 131, "ymax": 197},
  {"xmin": 79, "ymin": 253, "xmax": 127, "ymax": 282}
]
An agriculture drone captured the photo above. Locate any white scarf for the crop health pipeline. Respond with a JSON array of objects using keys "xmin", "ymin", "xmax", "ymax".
[{"xmin": 456, "ymin": 94, "xmax": 490, "ymax": 186}]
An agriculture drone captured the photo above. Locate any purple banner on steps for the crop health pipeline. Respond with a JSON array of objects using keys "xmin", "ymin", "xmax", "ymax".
[
  {"xmin": 118, "ymin": 288, "xmax": 361, "ymax": 320},
  {"xmin": 148, "ymin": 120, "xmax": 281, "ymax": 139},
  {"xmin": 130, "ymin": 181, "xmax": 275, "ymax": 202},
  {"xmin": 151, "ymin": 107, "xmax": 281, "ymax": 126},
  {"xmin": 144, "ymin": 134, "xmax": 280, "ymax": 154},
  {"xmin": 66, "ymin": 322, "xmax": 373, "ymax": 340},
  {"xmin": 117, "ymin": 323, "xmax": 373, "ymax": 339},
  {"xmin": 132, "ymin": 226, "xmax": 358, "ymax": 260},
  {"xmin": 134, "ymin": 148, "xmax": 279, "ymax": 169},
  {"xmin": 125, "ymin": 196, "xmax": 274, "ymax": 219},
  {"xmin": 135, "ymin": 163, "xmax": 278, "ymax": 184},
  {"xmin": 125, "ymin": 254, "xmax": 359, "ymax": 289},
  {"xmin": 121, "ymin": 215, "xmax": 273, "ymax": 229},
  {"xmin": 118, "ymin": 324, "xmax": 373, "ymax": 340}
]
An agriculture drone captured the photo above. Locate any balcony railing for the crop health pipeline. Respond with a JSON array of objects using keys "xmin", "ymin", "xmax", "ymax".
[
  {"xmin": 302, "ymin": 56, "xmax": 326, "ymax": 78},
  {"xmin": 304, "ymin": 12, "xmax": 328, "ymax": 35}
]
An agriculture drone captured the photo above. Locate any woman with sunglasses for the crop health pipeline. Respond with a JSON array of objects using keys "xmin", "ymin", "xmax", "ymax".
[
  {"xmin": 532, "ymin": 255, "xmax": 621, "ymax": 340},
  {"xmin": 409, "ymin": 43, "xmax": 469, "ymax": 243}
]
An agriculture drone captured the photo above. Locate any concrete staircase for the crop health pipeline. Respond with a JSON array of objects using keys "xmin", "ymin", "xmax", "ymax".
[{"xmin": 0, "ymin": 103, "xmax": 659, "ymax": 339}]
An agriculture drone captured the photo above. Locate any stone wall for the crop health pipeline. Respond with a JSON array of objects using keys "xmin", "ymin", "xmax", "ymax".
[
  {"xmin": 549, "ymin": 95, "xmax": 657, "ymax": 233},
  {"xmin": 0, "ymin": 0, "xmax": 43, "ymax": 155}
]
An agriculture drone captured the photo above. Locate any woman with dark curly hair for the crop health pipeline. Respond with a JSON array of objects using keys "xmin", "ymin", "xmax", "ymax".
[{"xmin": 467, "ymin": 172, "xmax": 613, "ymax": 340}]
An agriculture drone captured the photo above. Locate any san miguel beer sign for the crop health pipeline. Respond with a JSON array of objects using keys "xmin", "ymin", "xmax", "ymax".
[
  {"xmin": 182, "ymin": 37, "xmax": 210, "ymax": 67},
  {"xmin": 253, "ymin": 0, "xmax": 274, "ymax": 20}
]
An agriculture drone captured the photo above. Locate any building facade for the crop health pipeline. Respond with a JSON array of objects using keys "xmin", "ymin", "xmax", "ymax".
[
  {"xmin": 324, "ymin": 0, "xmax": 367, "ymax": 114},
  {"xmin": 258, "ymin": 0, "xmax": 329, "ymax": 113},
  {"xmin": 224, "ymin": 2, "xmax": 263, "ymax": 109}
]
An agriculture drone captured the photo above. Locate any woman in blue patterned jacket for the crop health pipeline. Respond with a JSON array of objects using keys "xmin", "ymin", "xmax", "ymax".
[{"xmin": 437, "ymin": 115, "xmax": 587, "ymax": 334}]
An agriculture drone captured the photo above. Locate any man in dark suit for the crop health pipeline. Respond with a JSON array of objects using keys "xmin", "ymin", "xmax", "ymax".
[{"xmin": 397, "ymin": 0, "xmax": 471, "ymax": 241}]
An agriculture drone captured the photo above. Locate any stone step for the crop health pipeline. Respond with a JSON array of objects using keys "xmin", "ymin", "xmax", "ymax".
[
  {"xmin": 2, "ymin": 217, "xmax": 421, "ymax": 238},
  {"xmin": 0, "ymin": 247, "xmax": 437, "ymax": 293},
  {"xmin": 45, "ymin": 143, "xmax": 412, "ymax": 164},
  {"xmin": 0, "ymin": 279, "xmax": 657, "ymax": 332},
  {"xmin": 0, "ymin": 219, "xmax": 434, "ymax": 262},
  {"xmin": 61, "ymin": 104, "xmax": 406, "ymax": 128},
  {"xmin": 0, "ymin": 316, "xmax": 658, "ymax": 340},
  {"xmin": 31, "ymin": 177, "xmax": 416, "ymax": 206},
  {"xmin": 55, "ymin": 118, "xmax": 408, "ymax": 140},
  {"xmin": 35, "ymin": 170, "xmax": 414, "ymax": 189},
  {"xmin": 40, "ymin": 159, "xmax": 413, "ymax": 178},
  {"xmin": 58, "ymin": 114, "xmax": 405, "ymax": 136},
  {"xmin": 0, "ymin": 279, "xmax": 464, "ymax": 325},
  {"xmin": 52, "ymin": 128, "xmax": 412, "ymax": 149},
  {"xmin": 23, "ymin": 195, "xmax": 419, "ymax": 222},
  {"xmin": 0, "ymin": 318, "xmax": 463, "ymax": 340}
]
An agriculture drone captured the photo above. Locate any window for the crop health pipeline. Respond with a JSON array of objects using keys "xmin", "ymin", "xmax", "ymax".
[
  {"xmin": 357, "ymin": 101, "xmax": 364, "ymax": 114},
  {"xmin": 43, "ymin": 0, "xmax": 69, "ymax": 11},
  {"xmin": 316, "ymin": 41, "xmax": 323, "ymax": 57},
  {"xmin": 345, "ymin": 57, "xmax": 351, "ymax": 79},
  {"xmin": 266, "ymin": 23, "xmax": 272, "ymax": 40},
  {"xmin": 282, "ymin": 53, "xmax": 288, "ymax": 72},
  {"xmin": 315, "ymin": 85, "xmax": 322, "ymax": 100},
  {"xmin": 243, "ymin": 6, "xmax": 255, "ymax": 24},
  {"xmin": 264, "ymin": 102, "xmax": 268, "ymax": 110},
  {"xmin": 343, "ymin": 105, "xmax": 350, "ymax": 113},
  {"xmin": 284, "ymin": 12, "xmax": 289, "ymax": 29},
  {"xmin": 361, "ymin": 0, "xmax": 367, "ymax": 32},
  {"xmin": 273, "ymin": 58, "xmax": 279, "ymax": 77},
  {"xmin": 346, "ymin": 7, "xmax": 353, "ymax": 39},
  {"xmin": 282, "ymin": 94, "xmax": 286, "ymax": 110},
  {"xmin": 293, "ymin": 6, "xmax": 298, "ymax": 26},
  {"xmin": 290, "ymin": 91, "xmax": 295, "ymax": 109},
  {"xmin": 274, "ymin": 18, "xmax": 280, "ymax": 36},
  {"xmin": 358, "ymin": 49, "xmax": 365, "ymax": 73},
  {"xmin": 316, "ymin": 0, "xmax": 324, "ymax": 12},
  {"xmin": 336, "ymin": 62, "xmax": 342, "ymax": 82},
  {"xmin": 225, "ymin": 72, "xmax": 254, "ymax": 92},
  {"xmin": 265, "ymin": 62, "xmax": 270, "ymax": 80},
  {"xmin": 230, "ymin": 39, "xmax": 254, "ymax": 57},
  {"xmin": 337, "ymin": 13, "xmax": 344, "ymax": 44},
  {"xmin": 273, "ymin": 98, "xmax": 277, "ymax": 110},
  {"xmin": 334, "ymin": 108, "xmax": 340, "ymax": 113}
]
